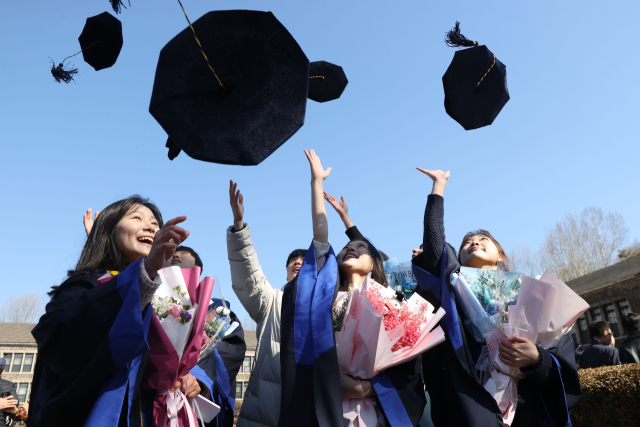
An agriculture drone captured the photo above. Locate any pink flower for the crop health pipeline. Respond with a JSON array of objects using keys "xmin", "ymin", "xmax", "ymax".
[{"xmin": 169, "ymin": 303, "xmax": 182, "ymax": 319}]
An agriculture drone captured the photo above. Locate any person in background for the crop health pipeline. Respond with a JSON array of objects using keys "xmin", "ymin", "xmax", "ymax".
[
  {"xmin": 578, "ymin": 321, "xmax": 621, "ymax": 369},
  {"xmin": 0, "ymin": 358, "xmax": 18, "ymax": 425},
  {"xmin": 620, "ymin": 312, "xmax": 640, "ymax": 364},
  {"xmin": 227, "ymin": 180, "xmax": 307, "ymax": 427}
]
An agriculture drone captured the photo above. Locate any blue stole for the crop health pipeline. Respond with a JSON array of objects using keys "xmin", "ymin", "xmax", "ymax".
[
  {"xmin": 411, "ymin": 246, "xmax": 463, "ymax": 351},
  {"xmin": 539, "ymin": 354, "xmax": 572, "ymax": 427},
  {"xmin": 85, "ymin": 258, "xmax": 153, "ymax": 427},
  {"xmin": 190, "ymin": 348, "xmax": 235, "ymax": 427}
]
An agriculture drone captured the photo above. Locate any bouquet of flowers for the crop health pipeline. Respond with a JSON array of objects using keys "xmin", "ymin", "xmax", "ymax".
[
  {"xmin": 453, "ymin": 267, "xmax": 589, "ymax": 426},
  {"xmin": 334, "ymin": 274, "xmax": 446, "ymax": 426},
  {"xmin": 143, "ymin": 266, "xmax": 215, "ymax": 427}
]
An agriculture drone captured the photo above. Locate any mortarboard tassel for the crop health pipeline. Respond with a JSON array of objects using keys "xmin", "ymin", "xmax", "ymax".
[
  {"xmin": 166, "ymin": 138, "xmax": 182, "ymax": 160},
  {"xmin": 110, "ymin": 0, "xmax": 130, "ymax": 14},
  {"xmin": 49, "ymin": 59, "xmax": 78, "ymax": 84},
  {"xmin": 445, "ymin": 21, "xmax": 478, "ymax": 48}
]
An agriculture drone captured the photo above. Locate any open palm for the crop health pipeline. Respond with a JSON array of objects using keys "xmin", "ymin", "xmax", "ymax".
[{"xmin": 305, "ymin": 149, "xmax": 332, "ymax": 181}]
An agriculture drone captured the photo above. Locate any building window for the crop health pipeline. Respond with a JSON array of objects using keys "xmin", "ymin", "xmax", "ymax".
[
  {"xmin": 243, "ymin": 382, "xmax": 248, "ymax": 397},
  {"xmin": 3, "ymin": 354, "xmax": 12, "ymax": 370},
  {"xmin": 578, "ymin": 315, "xmax": 590, "ymax": 343},
  {"xmin": 11, "ymin": 354, "xmax": 23, "ymax": 373},
  {"xmin": 618, "ymin": 300, "xmax": 630, "ymax": 317},
  {"xmin": 590, "ymin": 307, "xmax": 603, "ymax": 322},
  {"xmin": 243, "ymin": 356, "xmax": 251, "ymax": 373},
  {"xmin": 236, "ymin": 382, "xmax": 243, "ymax": 399},
  {"xmin": 17, "ymin": 383, "xmax": 29, "ymax": 403},
  {"xmin": 23, "ymin": 354, "xmax": 34, "ymax": 373},
  {"xmin": 604, "ymin": 304, "xmax": 620, "ymax": 336}
]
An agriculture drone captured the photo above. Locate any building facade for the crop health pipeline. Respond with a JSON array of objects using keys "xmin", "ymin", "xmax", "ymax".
[
  {"xmin": 0, "ymin": 323, "xmax": 37, "ymax": 404},
  {"xmin": 566, "ymin": 255, "xmax": 640, "ymax": 347},
  {"xmin": 234, "ymin": 330, "xmax": 257, "ymax": 402}
]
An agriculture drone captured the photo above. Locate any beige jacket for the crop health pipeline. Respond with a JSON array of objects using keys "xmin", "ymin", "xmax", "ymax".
[{"xmin": 228, "ymin": 225, "xmax": 329, "ymax": 427}]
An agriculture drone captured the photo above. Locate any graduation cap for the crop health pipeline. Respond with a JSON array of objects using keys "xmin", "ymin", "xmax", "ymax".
[
  {"xmin": 50, "ymin": 12, "xmax": 123, "ymax": 83},
  {"xmin": 308, "ymin": 61, "xmax": 348, "ymax": 103},
  {"xmin": 149, "ymin": 9, "xmax": 347, "ymax": 166},
  {"xmin": 442, "ymin": 22, "xmax": 509, "ymax": 130}
]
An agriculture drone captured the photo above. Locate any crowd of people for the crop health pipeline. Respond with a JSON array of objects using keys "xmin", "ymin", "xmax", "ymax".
[{"xmin": 6, "ymin": 150, "xmax": 638, "ymax": 427}]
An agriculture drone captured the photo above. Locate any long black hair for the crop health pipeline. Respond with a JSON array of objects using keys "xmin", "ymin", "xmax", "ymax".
[
  {"xmin": 69, "ymin": 195, "xmax": 163, "ymax": 276},
  {"xmin": 339, "ymin": 237, "xmax": 388, "ymax": 290}
]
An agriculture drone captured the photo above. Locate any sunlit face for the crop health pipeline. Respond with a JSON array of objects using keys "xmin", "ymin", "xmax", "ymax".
[
  {"xmin": 166, "ymin": 251, "xmax": 197, "ymax": 269},
  {"xmin": 114, "ymin": 205, "xmax": 160, "ymax": 263},
  {"xmin": 459, "ymin": 234, "xmax": 503, "ymax": 269},
  {"xmin": 286, "ymin": 257, "xmax": 304, "ymax": 282},
  {"xmin": 337, "ymin": 240, "xmax": 374, "ymax": 277}
]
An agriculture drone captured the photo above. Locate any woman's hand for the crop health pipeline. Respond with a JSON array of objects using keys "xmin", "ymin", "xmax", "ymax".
[
  {"xmin": 305, "ymin": 149, "xmax": 332, "ymax": 182},
  {"xmin": 499, "ymin": 336, "xmax": 542, "ymax": 369},
  {"xmin": 416, "ymin": 168, "xmax": 450, "ymax": 197},
  {"xmin": 324, "ymin": 192, "xmax": 355, "ymax": 229},
  {"xmin": 170, "ymin": 373, "xmax": 201, "ymax": 399},
  {"xmin": 340, "ymin": 374, "xmax": 375, "ymax": 400},
  {"xmin": 83, "ymin": 208, "xmax": 99, "ymax": 236},
  {"xmin": 0, "ymin": 395, "xmax": 18, "ymax": 411},
  {"xmin": 145, "ymin": 216, "xmax": 189, "ymax": 278},
  {"xmin": 229, "ymin": 180, "xmax": 245, "ymax": 231}
]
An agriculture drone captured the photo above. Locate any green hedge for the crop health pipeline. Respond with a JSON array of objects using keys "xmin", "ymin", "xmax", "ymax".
[{"xmin": 571, "ymin": 363, "xmax": 640, "ymax": 427}]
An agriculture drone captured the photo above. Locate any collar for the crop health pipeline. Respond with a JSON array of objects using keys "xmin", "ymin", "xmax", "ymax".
[{"xmin": 625, "ymin": 330, "xmax": 640, "ymax": 340}]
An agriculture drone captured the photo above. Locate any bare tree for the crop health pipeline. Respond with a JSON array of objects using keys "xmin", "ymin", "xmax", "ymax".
[
  {"xmin": 242, "ymin": 314, "xmax": 257, "ymax": 331},
  {"xmin": 538, "ymin": 207, "xmax": 629, "ymax": 282},
  {"xmin": 0, "ymin": 292, "xmax": 45, "ymax": 323},
  {"xmin": 508, "ymin": 244, "xmax": 542, "ymax": 274}
]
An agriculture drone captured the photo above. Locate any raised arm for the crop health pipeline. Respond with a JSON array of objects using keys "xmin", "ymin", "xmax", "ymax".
[
  {"xmin": 227, "ymin": 180, "xmax": 277, "ymax": 324},
  {"xmin": 415, "ymin": 168, "xmax": 450, "ymax": 276},
  {"xmin": 305, "ymin": 150, "xmax": 331, "ymax": 244},
  {"xmin": 324, "ymin": 192, "xmax": 367, "ymax": 242}
]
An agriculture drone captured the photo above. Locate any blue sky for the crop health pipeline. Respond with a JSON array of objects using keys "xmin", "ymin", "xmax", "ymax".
[{"xmin": 1, "ymin": 0, "xmax": 639, "ymax": 325}]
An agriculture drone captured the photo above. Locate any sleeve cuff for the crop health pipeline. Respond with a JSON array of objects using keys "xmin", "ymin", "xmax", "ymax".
[
  {"xmin": 345, "ymin": 225, "xmax": 366, "ymax": 242},
  {"xmin": 520, "ymin": 345, "xmax": 553, "ymax": 385},
  {"xmin": 138, "ymin": 258, "xmax": 162, "ymax": 309}
]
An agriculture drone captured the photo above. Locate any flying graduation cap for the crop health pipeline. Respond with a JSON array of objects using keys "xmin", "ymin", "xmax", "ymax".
[
  {"xmin": 50, "ymin": 12, "xmax": 123, "ymax": 83},
  {"xmin": 149, "ymin": 10, "xmax": 348, "ymax": 166},
  {"xmin": 442, "ymin": 22, "xmax": 509, "ymax": 130}
]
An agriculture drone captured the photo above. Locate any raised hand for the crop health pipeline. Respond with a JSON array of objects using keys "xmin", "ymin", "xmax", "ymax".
[
  {"xmin": 304, "ymin": 149, "xmax": 332, "ymax": 182},
  {"xmin": 145, "ymin": 216, "xmax": 189, "ymax": 278},
  {"xmin": 229, "ymin": 180, "xmax": 245, "ymax": 231},
  {"xmin": 416, "ymin": 168, "xmax": 450, "ymax": 196},
  {"xmin": 83, "ymin": 208, "xmax": 100, "ymax": 236},
  {"xmin": 324, "ymin": 192, "xmax": 354, "ymax": 229}
]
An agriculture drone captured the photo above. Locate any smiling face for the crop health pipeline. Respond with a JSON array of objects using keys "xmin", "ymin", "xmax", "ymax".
[
  {"xmin": 459, "ymin": 234, "xmax": 504, "ymax": 269},
  {"xmin": 114, "ymin": 204, "xmax": 160, "ymax": 263},
  {"xmin": 337, "ymin": 240, "xmax": 374, "ymax": 277},
  {"xmin": 166, "ymin": 251, "xmax": 197, "ymax": 269},
  {"xmin": 286, "ymin": 257, "xmax": 304, "ymax": 282}
]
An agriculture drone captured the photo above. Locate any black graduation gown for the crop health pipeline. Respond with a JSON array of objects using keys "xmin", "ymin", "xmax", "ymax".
[
  {"xmin": 413, "ymin": 194, "xmax": 582, "ymax": 427},
  {"xmin": 27, "ymin": 258, "xmax": 152, "ymax": 427},
  {"xmin": 191, "ymin": 310, "xmax": 246, "ymax": 427},
  {"xmin": 278, "ymin": 241, "xmax": 426, "ymax": 427}
]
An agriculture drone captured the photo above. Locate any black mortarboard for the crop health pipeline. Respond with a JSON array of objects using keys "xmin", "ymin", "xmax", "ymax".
[
  {"xmin": 308, "ymin": 61, "xmax": 348, "ymax": 103},
  {"xmin": 149, "ymin": 10, "xmax": 347, "ymax": 166},
  {"xmin": 442, "ymin": 22, "xmax": 509, "ymax": 130},
  {"xmin": 50, "ymin": 12, "xmax": 123, "ymax": 83}
]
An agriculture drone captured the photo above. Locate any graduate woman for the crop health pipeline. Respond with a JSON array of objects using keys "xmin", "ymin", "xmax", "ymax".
[
  {"xmin": 411, "ymin": 170, "xmax": 582, "ymax": 427},
  {"xmin": 29, "ymin": 195, "xmax": 195, "ymax": 427},
  {"xmin": 278, "ymin": 150, "xmax": 425, "ymax": 427}
]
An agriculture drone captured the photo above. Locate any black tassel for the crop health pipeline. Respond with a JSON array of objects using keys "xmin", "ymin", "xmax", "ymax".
[
  {"xmin": 50, "ymin": 60, "xmax": 78, "ymax": 84},
  {"xmin": 445, "ymin": 21, "xmax": 478, "ymax": 48},
  {"xmin": 166, "ymin": 137, "xmax": 182, "ymax": 160},
  {"xmin": 110, "ymin": 0, "xmax": 130, "ymax": 14}
]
